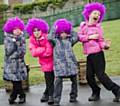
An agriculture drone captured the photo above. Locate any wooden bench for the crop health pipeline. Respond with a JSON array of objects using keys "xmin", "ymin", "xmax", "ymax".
[
  {"xmin": 28, "ymin": 60, "xmax": 88, "ymax": 85},
  {"xmin": 78, "ymin": 59, "xmax": 87, "ymax": 85}
]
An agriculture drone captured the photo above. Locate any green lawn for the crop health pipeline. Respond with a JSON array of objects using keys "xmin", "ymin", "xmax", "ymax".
[{"xmin": 0, "ymin": 19, "xmax": 120, "ymax": 88}]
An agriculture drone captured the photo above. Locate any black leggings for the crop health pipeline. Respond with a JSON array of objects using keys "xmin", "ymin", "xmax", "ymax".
[
  {"xmin": 44, "ymin": 71, "xmax": 54, "ymax": 96},
  {"xmin": 10, "ymin": 81, "xmax": 24, "ymax": 99},
  {"xmin": 86, "ymin": 51, "xmax": 119, "ymax": 94}
]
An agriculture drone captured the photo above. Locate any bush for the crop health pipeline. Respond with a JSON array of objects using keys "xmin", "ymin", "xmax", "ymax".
[
  {"xmin": 0, "ymin": 4, "xmax": 10, "ymax": 12},
  {"xmin": 51, "ymin": 0, "xmax": 67, "ymax": 8},
  {"xmin": 13, "ymin": 0, "xmax": 69, "ymax": 14},
  {"xmin": 33, "ymin": 2, "xmax": 49, "ymax": 11},
  {"xmin": 13, "ymin": 4, "xmax": 23, "ymax": 13},
  {"xmin": 20, "ymin": 4, "xmax": 33, "ymax": 14},
  {"xmin": 13, "ymin": 4, "xmax": 33, "ymax": 14}
]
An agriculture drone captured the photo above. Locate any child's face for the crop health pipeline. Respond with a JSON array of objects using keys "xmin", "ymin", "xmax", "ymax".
[
  {"xmin": 13, "ymin": 28, "xmax": 22, "ymax": 36},
  {"xmin": 33, "ymin": 28, "xmax": 41, "ymax": 39},
  {"xmin": 60, "ymin": 32, "xmax": 68, "ymax": 39},
  {"xmin": 89, "ymin": 10, "xmax": 100, "ymax": 23}
]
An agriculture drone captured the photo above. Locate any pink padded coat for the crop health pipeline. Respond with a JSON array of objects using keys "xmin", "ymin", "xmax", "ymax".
[
  {"xmin": 78, "ymin": 22, "xmax": 106, "ymax": 55},
  {"xmin": 29, "ymin": 33, "xmax": 53, "ymax": 72}
]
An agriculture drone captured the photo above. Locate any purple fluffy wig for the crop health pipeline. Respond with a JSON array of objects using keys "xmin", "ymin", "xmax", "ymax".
[
  {"xmin": 82, "ymin": 2, "xmax": 106, "ymax": 23},
  {"xmin": 26, "ymin": 18, "xmax": 49, "ymax": 36},
  {"xmin": 3, "ymin": 17, "xmax": 25, "ymax": 33},
  {"xmin": 54, "ymin": 18, "xmax": 72, "ymax": 35}
]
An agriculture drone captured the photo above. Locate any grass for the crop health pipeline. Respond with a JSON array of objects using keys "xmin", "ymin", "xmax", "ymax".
[{"xmin": 0, "ymin": 19, "xmax": 120, "ymax": 88}]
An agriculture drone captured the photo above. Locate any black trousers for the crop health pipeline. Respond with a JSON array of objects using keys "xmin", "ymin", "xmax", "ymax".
[
  {"xmin": 43, "ymin": 71, "xmax": 54, "ymax": 97},
  {"xmin": 86, "ymin": 51, "xmax": 120, "ymax": 95},
  {"xmin": 10, "ymin": 81, "xmax": 24, "ymax": 99},
  {"xmin": 54, "ymin": 75, "xmax": 78, "ymax": 103}
]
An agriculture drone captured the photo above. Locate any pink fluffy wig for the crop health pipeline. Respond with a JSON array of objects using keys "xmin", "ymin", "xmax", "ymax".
[
  {"xmin": 82, "ymin": 2, "xmax": 106, "ymax": 23},
  {"xmin": 3, "ymin": 17, "xmax": 25, "ymax": 33},
  {"xmin": 54, "ymin": 18, "xmax": 72, "ymax": 35},
  {"xmin": 26, "ymin": 18, "xmax": 49, "ymax": 36}
]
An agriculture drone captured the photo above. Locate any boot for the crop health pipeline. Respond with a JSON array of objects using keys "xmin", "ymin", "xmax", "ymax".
[
  {"xmin": 8, "ymin": 94, "xmax": 17, "ymax": 105},
  {"xmin": 113, "ymin": 88, "xmax": 120, "ymax": 102},
  {"xmin": 88, "ymin": 89, "xmax": 100, "ymax": 101},
  {"xmin": 41, "ymin": 94, "xmax": 49, "ymax": 102},
  {"xmin": 88, "ymin": 94, "xmax": 100, "ymax": 101},
  {"xmin": 18, "ymin": 94, "xmax": 26, "ymax": 104},
  {"xmin": 53, "ymin": 102, "xmax": 60, "ymax": 106},
  {"xmin": 8, "ymin": 98, "xmax": 16, "ymax": 105},
  {"xmin": 48, "ymin": 96, "xmax": 54, "ymax": 105},
  {"xmin": 69, "ymin": 97, "xmax": 77, "ymax": 102}
]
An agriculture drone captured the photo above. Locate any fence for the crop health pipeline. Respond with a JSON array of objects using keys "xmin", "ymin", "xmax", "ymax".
[
  {"xmin": 102, "ymin": 0, "xmax": 119, "ymax": 21},
  {"xmin": 0, "ymin": 0, "xmax": 120, "ymax": 44},
  {"xmin": 41, "ymin": 6, "xmax": 83, "ymax": 27}
]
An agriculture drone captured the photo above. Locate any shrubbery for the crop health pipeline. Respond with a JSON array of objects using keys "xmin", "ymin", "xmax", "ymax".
[
  {"xmin": 0, "ymin": 4, "xmax": 10, "ymax": 12},
  {"xmin": 13, "ymin": 0, "xmax": 69, "ymax": 14},
  {"xmin": 32, "ymin": 2, "xmax": 49, "ymax": 11}
]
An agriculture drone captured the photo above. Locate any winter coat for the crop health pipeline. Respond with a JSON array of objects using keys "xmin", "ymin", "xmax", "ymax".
[
  {"xmin": 29, "ymin": 33, "xmax": 53, "ymax": 72},
  {"xmin": 3, "ymin": 32, "xmax": 27, "ymax": 81},
  {"xmin": 48, "ymin": 27, "xmax": 79, "ymax": 77},
  {"xmin": 78, "ymin": 22, "xmax": 106, "ymax": 55}
]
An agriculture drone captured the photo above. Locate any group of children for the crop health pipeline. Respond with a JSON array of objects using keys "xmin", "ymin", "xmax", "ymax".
[{"xmin": 3, "ymin": 2, "xmax": 120, "ymax": 106}]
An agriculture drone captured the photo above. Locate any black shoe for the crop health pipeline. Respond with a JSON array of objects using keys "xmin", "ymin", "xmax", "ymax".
[
  {"xmin": 41, "ymin": 94, "xmax": 49, "ymax": 102},
  {"xmin": 8, "ymin": 98, "xmax": 16, "ymax": 105},
  {"xmin": 18, "ymin": 94, "xmax": 26, "ymax": 104},
  {"xmin": 48, "ymin": 96, "xmax": 54, "ymax": 105},
  {"xmin": 88, "ymin": 89, "xmax": 100, "ymax": 101},
  {"xmin": 8, "ymin": 95, "xmax": 17, "ymax": 105},
  {"xmin": 54, "ymin": 102, "xmax": 60, "ymax": 106},
  {"xmin": 69, "ymin": 97, "xmax": 77, "ymax": 102},
  {"xmin": 88, "ymin": 94, "xmax": 100, "ymax": 101},
  {"xmin": 113, "ymin": 88, "xmax": 120, "ymax": 102}
]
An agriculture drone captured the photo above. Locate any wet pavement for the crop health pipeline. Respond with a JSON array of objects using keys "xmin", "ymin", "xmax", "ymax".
[{"xmin": 0, "ymin": 77, "xmax": 120, "ymax": 106}]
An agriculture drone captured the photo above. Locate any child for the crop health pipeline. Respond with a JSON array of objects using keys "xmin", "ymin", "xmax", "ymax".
[
  {"xmin": 3, "ymin": 17, "xmax": 27, "ymax": 104},
  {"xmin": 26, "ymin": 18, "xmax": 54, "ymax": 105},
  {"xmin": 48, "ymin": 19, "xmax": 79, "ymax": 106},
  {"xmin": 78, "ymin": 2, "xmax": 120, "ymax": 102}
]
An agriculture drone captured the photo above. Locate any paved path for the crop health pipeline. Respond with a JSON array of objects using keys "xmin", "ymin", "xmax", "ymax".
[{"xmin": 0, "ymin": 77, "xmax": 120, "ymax": 106}]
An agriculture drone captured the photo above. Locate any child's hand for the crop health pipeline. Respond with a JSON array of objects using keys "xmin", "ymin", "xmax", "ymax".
[
  {"xmin": 88, "ymin": 34, "xmax": 98, "ymax": 40},
  {"xmin": 104, "ymin": 39, "xmax": 111, "ymax": 50}
]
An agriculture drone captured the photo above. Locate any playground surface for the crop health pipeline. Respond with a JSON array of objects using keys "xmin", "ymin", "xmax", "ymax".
[{"xmin": 0, "ymin": 77, "xmax": 120, "ymax": 106}]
